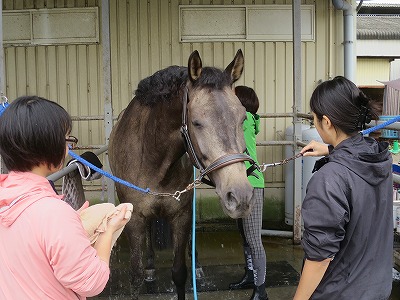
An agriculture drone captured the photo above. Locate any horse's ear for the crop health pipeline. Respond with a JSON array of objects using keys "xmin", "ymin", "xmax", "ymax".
[
  {"xmin": 188, "ymin": 50, "xmax": 202, "ymax": 82},
  {"xmin": 224, "ymin": 49, "xmax": 244, "ymax": 84}
]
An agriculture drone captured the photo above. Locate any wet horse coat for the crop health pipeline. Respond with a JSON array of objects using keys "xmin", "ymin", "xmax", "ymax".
[{"xmin": 108, "ymin": 50, "xmax": 253, "ymax": 299}]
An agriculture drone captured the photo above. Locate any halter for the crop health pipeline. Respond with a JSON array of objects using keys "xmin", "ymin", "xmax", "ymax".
[{"xmin": 180, "ymin": 86, "xmax": 258, "ymax": 187}]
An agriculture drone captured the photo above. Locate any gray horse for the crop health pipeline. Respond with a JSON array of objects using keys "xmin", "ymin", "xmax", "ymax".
[{"xmin": 108, "ymin": 49, "xmax": 254, "ymax": 299}]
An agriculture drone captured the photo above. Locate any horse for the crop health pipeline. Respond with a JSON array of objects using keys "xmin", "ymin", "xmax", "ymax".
[{"xmin": 108, "ymin": 49, "xmax": 255, "ymax": 300}]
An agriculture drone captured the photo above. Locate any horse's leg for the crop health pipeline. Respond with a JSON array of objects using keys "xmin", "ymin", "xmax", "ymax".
[
  {"xmin": 124, "ymin": 214, "xmax": 146, "ymax": 300},
  {"xmin": 170, "ymin": 211, "xmax": 191, "ymax": 300},
  {"xmin": 144, "ymin": 221, "xmax": 156, "ymax": 282},
  {"xmin": 188, "ymin": 232, "xmax": 204, "ymax": 279}
]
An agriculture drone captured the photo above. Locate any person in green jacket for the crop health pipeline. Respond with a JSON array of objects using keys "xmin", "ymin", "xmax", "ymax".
[{"xmin": 229, "ymin": 86, "xmax": 268, "ymax": 300}]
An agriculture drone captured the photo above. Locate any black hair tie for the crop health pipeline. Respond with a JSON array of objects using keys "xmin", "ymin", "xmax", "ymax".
[{"xmin": 355, "ymin": 105, "xmax": 372, "ymax": 130}]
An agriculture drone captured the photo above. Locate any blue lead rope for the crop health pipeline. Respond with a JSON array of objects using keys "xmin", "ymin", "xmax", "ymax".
[
  {"xmin": 67, "ymin": 149, "xmax": 150, "ymax": 194},
  {"xmin": 361, "ymin": 115, "xmax": 400, "ymax": 136}
]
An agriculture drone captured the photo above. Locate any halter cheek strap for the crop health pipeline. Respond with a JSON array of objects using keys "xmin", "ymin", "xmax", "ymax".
[
  {"xmin": 180, "ymin": 85, "xmax": 259, "ymax": 187},
  {"xmin": 180, "ymin": 86, "xmax": 203, "ymax": 170}
]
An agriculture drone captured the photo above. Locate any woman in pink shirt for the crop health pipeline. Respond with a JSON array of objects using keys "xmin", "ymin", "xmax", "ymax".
[{"xmin": 0, "ymin": 96, "xmax": 131, "ymax": 299}]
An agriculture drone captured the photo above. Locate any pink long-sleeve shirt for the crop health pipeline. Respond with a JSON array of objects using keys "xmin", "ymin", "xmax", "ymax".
[{"xmin": 0, "ymin": 171, "xmax": 110, "ymax": 300}]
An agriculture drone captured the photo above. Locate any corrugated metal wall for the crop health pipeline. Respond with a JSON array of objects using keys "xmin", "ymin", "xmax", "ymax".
[
  {"xmin": 2, "ymin": 0, "xmax": 344, "ymax": 192},
  {"xmin": 357, "ymin": 58, "xmax": 390, "ymax": 86},
  {"xmin": 2, "ymin": 0, "xmax": 104, "ymax": 151}
]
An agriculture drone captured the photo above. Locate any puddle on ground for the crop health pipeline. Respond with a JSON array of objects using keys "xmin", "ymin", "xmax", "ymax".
[{"xmin": 89, "ymin": 229, "xmax": 400, "ymax": 299}]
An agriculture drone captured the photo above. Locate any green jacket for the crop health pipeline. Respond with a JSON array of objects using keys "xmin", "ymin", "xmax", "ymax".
[{"xmin": 243, "ymin": 112, "xmax": 265, "ymax": 188}]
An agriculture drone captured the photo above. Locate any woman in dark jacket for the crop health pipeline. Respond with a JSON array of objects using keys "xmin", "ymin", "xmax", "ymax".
[{"xmin": 294, "ymin": 76, "xmax": 393, "ymax": 300}]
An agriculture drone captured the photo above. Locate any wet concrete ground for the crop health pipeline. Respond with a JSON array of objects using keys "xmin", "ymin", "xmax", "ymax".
[{"xmin": 90, "ymin": 230, "xmax": 400, "ymax": 300}]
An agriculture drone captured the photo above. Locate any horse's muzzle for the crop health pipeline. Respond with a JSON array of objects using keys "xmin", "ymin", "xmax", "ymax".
[{"xmin": 217, "ymin": 185, "xmax": 254, "ymax": 219}]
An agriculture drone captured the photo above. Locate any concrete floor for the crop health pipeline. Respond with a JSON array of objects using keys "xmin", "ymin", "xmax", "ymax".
[{"xmin": 90, "ymin": 230, "xmax": 400, "ymax": 300}]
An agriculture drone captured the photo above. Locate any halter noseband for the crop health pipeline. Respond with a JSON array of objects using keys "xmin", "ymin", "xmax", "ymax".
[{"xmin": 180, "ymin": 86, "xmax": 259, "ymax": 187}]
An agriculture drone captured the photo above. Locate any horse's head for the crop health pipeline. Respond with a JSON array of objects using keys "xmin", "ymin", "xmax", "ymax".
[{"xmin": 184, "ymin": 49, "xmax": 254, "ymax": 219}]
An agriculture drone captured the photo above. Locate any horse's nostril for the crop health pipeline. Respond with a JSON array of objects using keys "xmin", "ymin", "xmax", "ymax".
[
  {"xmin": 226, "ymin": 192, "xmax": 237, "ymax": 209},
  {"xmin": 215, "ymin": 182, "xmax": 253, "ymax": 218},
  {"xmin": 226, "ymin": 191, "xmax": 250, "ymax": 211}
]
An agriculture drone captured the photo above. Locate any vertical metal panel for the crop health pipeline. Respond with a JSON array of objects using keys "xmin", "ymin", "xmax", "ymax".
[
  {"xmin": 292, "ymin": 0, "xmax": 303, "ymax": 243},
  {"xmin": 357, "ymin": 58, "xmax": 390, "ymax": 86},
  {"xmin": 390, "ymin": 59, "xmax": 400, "ymax": 81},
  {"xmin": 118, "ymin": 0, "xmax": 130, "ymax": 112},
  {"xmin": 26, "ymin": 48, "xmax": 36, "ymax": 94},
  {"xmin": 102, "ymin": 0, "xmax": 115, "ymax": 203}
]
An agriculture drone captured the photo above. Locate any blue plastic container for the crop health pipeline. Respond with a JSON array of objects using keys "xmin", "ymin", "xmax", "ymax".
[
  {"xmin": 380, "ymin": 115, "xmax": 399, "ymax": 138},
  {"xmin": 394, "ymin": 164, "xmax": 400, "ymax": 174}
]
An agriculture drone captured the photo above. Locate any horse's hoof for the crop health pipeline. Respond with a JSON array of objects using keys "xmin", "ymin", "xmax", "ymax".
[
  {"xmin": 195, "ymin": 267, "xmax": 205, "ymax": 279},
  {"xmin": 144, "ymin": 269, "xmax": 156, "ymax": 282}
]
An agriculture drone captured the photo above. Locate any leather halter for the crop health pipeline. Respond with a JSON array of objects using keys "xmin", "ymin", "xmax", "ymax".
[{"xmin": 180, "ymin": 86, "xmax": 258, "ymax": 187}]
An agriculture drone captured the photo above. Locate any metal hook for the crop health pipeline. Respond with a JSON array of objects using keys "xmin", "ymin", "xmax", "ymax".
[
  {"xmin": 258, "ymin": 152, "xmax": 305, "ymax": 172},
  {"xmin": 1, "ymin": 95, "xmax": 9, "ymax": 106},
  {"xmin": 173, "ymin": 191, "xmax": 182, "ymax": 201}
]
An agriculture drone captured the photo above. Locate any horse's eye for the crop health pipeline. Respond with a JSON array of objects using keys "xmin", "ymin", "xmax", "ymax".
[{"xmin": 191, "ymin": 120, "xmax": 203, "ymax": 128}]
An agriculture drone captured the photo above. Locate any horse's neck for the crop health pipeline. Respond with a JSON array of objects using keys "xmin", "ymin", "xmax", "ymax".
[{"xmin": 133, "ymin": 101, "xmax": 191, "ymax": 179}]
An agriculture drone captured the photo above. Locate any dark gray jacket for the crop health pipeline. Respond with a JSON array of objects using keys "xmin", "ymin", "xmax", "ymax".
[{"xmin": 302, "ymin": 134, "xmax": 393, "ymax": 300}]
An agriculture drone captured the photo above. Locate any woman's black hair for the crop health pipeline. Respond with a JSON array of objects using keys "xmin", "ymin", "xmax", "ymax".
[
  {"xmin": 0, "ymin": 96, "xmax": 72, "ymax": 172},
  {"xmin": 235, "ymin": 85, "xmax": 260, "ymax": 114},
  {"xmin": 310, "ymin": 76, "xmax": 378, "ymax": 135}
]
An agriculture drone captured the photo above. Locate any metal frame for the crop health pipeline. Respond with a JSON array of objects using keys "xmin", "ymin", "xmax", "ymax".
[
  {"xmin": 292, "ymin": 0, "xmax": 303, "ymax": 244},
  {"xmin": 101, "ymin": 0, "xmax": 115, "ymax": 204}
]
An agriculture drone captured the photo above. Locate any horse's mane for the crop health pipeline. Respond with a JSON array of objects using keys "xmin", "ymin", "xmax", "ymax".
[
  {"xmin": 135, "ymin": 66, "xmax": 187, "ymax": 106},
  {"xmin": 135, "ymin": 65, "xmax": 231, "ymax": 106}
]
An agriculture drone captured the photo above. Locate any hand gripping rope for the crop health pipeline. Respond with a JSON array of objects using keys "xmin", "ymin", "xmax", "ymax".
[{"xmin": 257, "ymin": 114, "xmax": 400, "ymax": 171}]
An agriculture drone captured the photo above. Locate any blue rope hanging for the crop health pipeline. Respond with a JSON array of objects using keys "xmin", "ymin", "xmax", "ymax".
[{"xmin": 191, "ymin": 166, "xmax": 198, "ymax": 300}]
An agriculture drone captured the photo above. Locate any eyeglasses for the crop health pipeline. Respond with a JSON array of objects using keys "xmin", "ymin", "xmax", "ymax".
[{"xmin": 65, "ymin": 136, "xmax": 78, "ymax": 149}]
